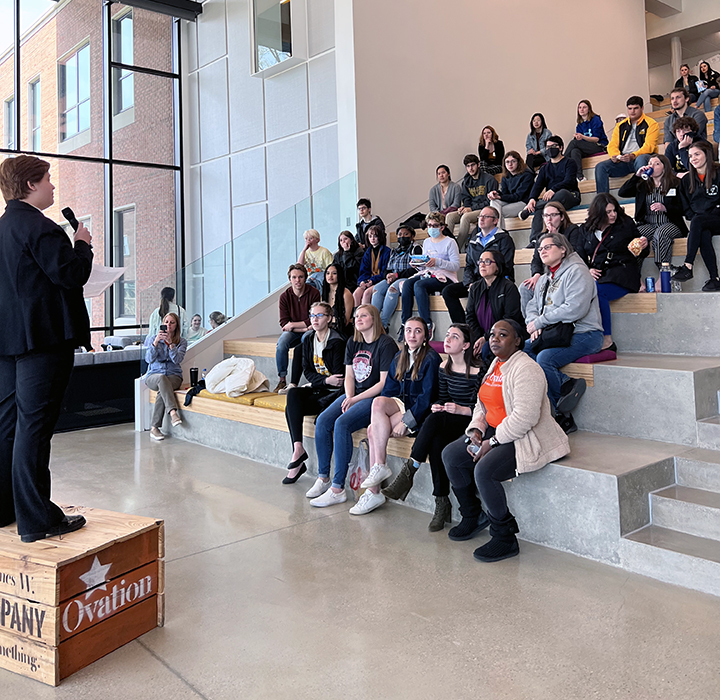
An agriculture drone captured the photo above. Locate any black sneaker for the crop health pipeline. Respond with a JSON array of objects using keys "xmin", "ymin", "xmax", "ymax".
[
  {"xmin": 672, "ymin": 266, "xmax": 693, "ymax": 282},
  {"xmin": 555, "ymin": 412, "xmax": 577, "ymax": 434},
  {"xmin": 702, "ymin": 278, "xmax": 720, "ymax": 292},
  {"xmin": 396, "ymin": 325, "xmax": 405, "ymax": 343},
  {"xmin": 556, "ymin": 378, "xmax": 586, "ymax": 415},
  {"xmin": 519, "ymin": 208, "xmax": 531, "ymax": 221}
]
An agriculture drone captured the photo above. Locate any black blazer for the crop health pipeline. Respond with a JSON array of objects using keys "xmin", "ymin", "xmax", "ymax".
[
  {"xmin": 617, "ymin": 174, "xmax": 688, "ymax": 236},
  {"xmin": 465, "ymin": 276, "xmax": 525, "ymax": 344},
  {"xmin": 0, "ymin": 200, "xmax": 93, "ymax": 354}
]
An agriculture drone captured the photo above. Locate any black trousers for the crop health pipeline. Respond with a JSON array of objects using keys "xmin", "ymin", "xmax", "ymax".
[
  {"xmin": 442, "ymin": 431, "xmax": 517, "ymax": 519},
  {"xmin": 285, "ymin": 386, "xmax": 333, "ymax": 444},
  {"xmin": 0, "ymin": 345, "xmax": 75, "ymax": 535},
  {"xmin": 526, "ymin": 153, "xmax": 546, "ymax": 171},
  {"xmin": 441, "ymin": 282, "xmax": 469, "ymax": 325},
  {"xmin": 410, "ymin": 412, "xmax": 471, "ymax": 496},
  {"xmin": 684, "ymin": 212, "xmax": 720, "ymax": 279}
]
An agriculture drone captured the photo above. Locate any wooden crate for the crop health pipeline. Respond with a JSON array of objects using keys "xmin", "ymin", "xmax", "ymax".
[{"xmin": 0, "ymin": 506, "xmax": 164, "ymax": 686}]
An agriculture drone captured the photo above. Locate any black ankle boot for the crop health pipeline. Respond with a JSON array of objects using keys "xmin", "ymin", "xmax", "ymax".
[
  {"xmin": 473, "ymin": 512, "xmax": 520, "ymax": 562},
  {"xmin": 447, "ymin": 485, "xmax": 489, "ymax": 540}
]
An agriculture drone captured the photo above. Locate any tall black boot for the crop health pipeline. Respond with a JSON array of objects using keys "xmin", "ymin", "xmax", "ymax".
[
  {"xmin": 447, "ymin": 485, "xmax": 489, "ymax": 541},
  {"xmin": 473, "ymin": 512, "xmax": 519, "ymax": 562}
]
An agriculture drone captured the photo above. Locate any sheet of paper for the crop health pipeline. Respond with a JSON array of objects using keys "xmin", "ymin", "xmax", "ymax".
[{"xmin": 83, "ymin": 265, "xmax": 126, "ymax": 298}]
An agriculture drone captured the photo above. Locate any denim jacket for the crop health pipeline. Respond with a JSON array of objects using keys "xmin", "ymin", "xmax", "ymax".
[{"xmin": 144, "ymin": 335, "xmax": 187, "ymax": 378}]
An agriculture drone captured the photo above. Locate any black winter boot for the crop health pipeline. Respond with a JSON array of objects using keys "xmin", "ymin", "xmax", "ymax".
[
  {"xmin": 473, "ymin": 512, "xmax": 519, "ymax": 562},
  {"xmin": 428, "ymin": 495, "xmax": 452, "ymax": 532},
  {"xmin": 447, "ymin": 485, "xmax": 489, "ymax": 541},
  {"xmin": 381, "ymin": 460, "xmax": 416, "ymax": 501}
]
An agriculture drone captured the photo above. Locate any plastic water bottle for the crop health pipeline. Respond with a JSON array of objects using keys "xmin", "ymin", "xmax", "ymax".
[
  {"xmin": 202, "ymin": 368, "xmax": 207, "ymax": 380},
  {"xmin": 660, "ymin": 263, "xmax": 672, "ymax": 293}
]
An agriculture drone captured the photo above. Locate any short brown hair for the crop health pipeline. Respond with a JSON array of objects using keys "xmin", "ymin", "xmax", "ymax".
[
  {"xmin": 673, "ymin": 116, "xmax": 699, "ymax": 134},
  {"xmin": 671, "ymin": 86, "xmax": 690, "ymax": 100},
  {"xmin": 287, "ymin": 263, "xmax": 308, "ymax": 280},
  {"xmin": 0, "ymin": 155, "xmax": 50, "ymax": 200},
  {"xmin": 426, "ymin": 211, "xmax": 446, "ymax": 226}
]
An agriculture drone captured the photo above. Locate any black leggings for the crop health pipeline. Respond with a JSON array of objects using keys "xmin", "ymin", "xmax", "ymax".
[
  {"xmin": 410, "ymin": 412, "xmax": 471, "ymax": 497},
  {"xmin": 684, "ymin": 212, "xmax": 720, "ymax": 280},
  {"xmin": 442, "ymin": 431, "xmax": 517, "ymax": 519},
  {"xmin": 284, "ymin": 386, "xmax": 332, "ymax": 445}
]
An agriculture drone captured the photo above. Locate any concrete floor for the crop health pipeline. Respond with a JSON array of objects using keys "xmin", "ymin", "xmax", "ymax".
[{"xmin": 3, "ymin": 425, "xmax": 720, "ymax": 699}]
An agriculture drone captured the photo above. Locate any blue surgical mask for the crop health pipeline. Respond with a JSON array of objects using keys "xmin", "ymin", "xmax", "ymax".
[{"xmin": 427, "ymin": 227, "xmax": 441, "ymax": 238}]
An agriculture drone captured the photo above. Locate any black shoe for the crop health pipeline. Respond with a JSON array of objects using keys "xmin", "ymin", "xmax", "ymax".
[
  {"xmin": 671, "ymin": 266, "xmax": 693, "ymax": 282},
  {"xmin": 556, "ymin": 378, "xmax": 586, "ymax": 414},
  {"xmin": 286, "ymin": 451, "xmax": 308, "ymax": 471},
  {"xmin": 396, "ymin": 325, "xmax": 405, "ymax": 343},
  {"xmin": 473, "ymin": 512, "xmax": 520, "ymax": 562},
  {"xmin": 555, "ymin": 412, "xmax": 577, "ymax": 434},
  {"xmin": 448, "ymin": 512, "xmax": 490, "ymax": 541},
  {"xmin": 702, "ymin": 278, "xmax": 720, "ymax": 292},
  {"xmin": 282, "ymin": 464, "xmax": 307, "ymax": 485},
  {"xmin": 604, "ymin": 342, "xmax": 617, "ymax": 353},
  {"xmin": 21, "ymin": 514, "xmax": 87, "ymax": 543},
  {"xmin": 519, "ymin": 208, "xmax": 531, "ymax": 221}
]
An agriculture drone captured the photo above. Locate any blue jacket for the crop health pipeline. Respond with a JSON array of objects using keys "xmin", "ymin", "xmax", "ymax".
[
  {"xmin": 381, "ymin": 348, "xmax": 441, "ymax": 431},
  {"xmin": 144, "ymin": 335, "xmax": 187, "ymax": 379},
  {"xmin": 576, "ymin": 115, "xmax": 608, "ymax": 147},
  {"xmin": 500, "ymin": 170, "xmax": 535, "ymax": 204},
  {"xmin": 358, "ymin": 245, "xmax": 391, "ymax": 284}
]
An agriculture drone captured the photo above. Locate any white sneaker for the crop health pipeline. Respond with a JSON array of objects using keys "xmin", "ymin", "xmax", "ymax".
[
  {"xmin": 305, "ymin": 477, "xmax": 331, "ymax": 498},
  {"xmin": 361, "ymin": 463, "xmax": 393, "ymax": 489},
  {"xmin": 349, "ymin": 490, "xmax": 386, "ymax": 515},
  {"xmin": 310, "ymin": 487, "xmax": 347, "ymax": 508}
]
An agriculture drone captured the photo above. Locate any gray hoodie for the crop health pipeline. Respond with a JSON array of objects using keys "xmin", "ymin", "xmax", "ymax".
[{"xmin": 525, "ymin": 252, "xmax": 602, "ymax": 335}]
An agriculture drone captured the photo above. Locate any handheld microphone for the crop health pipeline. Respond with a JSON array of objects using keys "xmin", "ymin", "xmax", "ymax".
[{"xmin": 62, "ymin": 207, "xmax": 79, "ymax": 232}]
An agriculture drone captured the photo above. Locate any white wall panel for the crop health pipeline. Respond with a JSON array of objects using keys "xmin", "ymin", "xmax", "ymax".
[
  {"xmin": 264, "ymin": 65, "xmax": 309, "ymax": 141},
  {"xmin": 310, "ymin": 124, "xmax": 339, "ymax": 193},
  {"xmin": 186, "ymin": 71, "xmax": 201, "ymax": 165},
  {"xmin": 266, "ymin": 134, "xmax": 311, "ymax": 217},
  {"xmin": 198, "ymin": 59, "xmax": 230, "ymax": 161},
  {"xmin": 308, "ymin": 52, "xmax": 337, "ymax": 128},
  {"xmin": 183, "ymin": 21, "xmax": 198, "ymax": 73},
  {"xmin": 197, "ymin": 0, "xmax": 228, "ymax": 67},
  {"xmin": 201, "ymin": 159, "xmax": 232, "ymax": 252},
  {"xmin": 231, "ymin": 148, "xmax": 267, "ymax": 205},
  {"xmin": 308, "ymin": 0, "xmax": 335, "ymax": 56},
  {"xmin": 186, "ymin": 166, "xmax": 203, "ymax": 263},
  {"xmin": 232, "ymin": 202, "xmax": 268, "ymax": 239}
]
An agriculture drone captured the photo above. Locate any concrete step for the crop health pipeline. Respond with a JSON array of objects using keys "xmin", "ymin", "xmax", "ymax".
[
  {"xmin": 651, "ymin": 485, "xmax": 720, "ymax": 540},
  {"xmin": 676, "ymin": 449, "xmax": 720, "ymax": 491},
  {"xmin": 696, "ymin": 416, "xmax": 720, "ymax": 451},
  {"xmin": 620, "ymin": 525, "xmax": 720, "ymax": 597}
]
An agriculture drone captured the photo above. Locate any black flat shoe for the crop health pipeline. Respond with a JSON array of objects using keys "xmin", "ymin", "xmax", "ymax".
[
  {"xmin": 603, "ymin": 342, "xmax": 617, "ymax": 353},
  {"xmin": 282, "ymin": 464, "xmax": 307, "ymax": 485},
  {"xmin": 21, "ymin": 514, "xmax": 86, "ymax": 543},
  {"xmin": 287, "ymin": 451, "xmax": 308, "ymax": 470}
]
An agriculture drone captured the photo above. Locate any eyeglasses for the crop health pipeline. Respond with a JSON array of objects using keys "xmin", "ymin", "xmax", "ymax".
[
  {"xmin": 478, "ymin": 214, "xmax": 497, "ymax": 219},
  {"xmin": 542, "ymin": 212, "xmax": 561, "ymax": 219},
  {"xmin": 309, "ymin": 313, "xmax": 327, "ymax": 319},
  {"xmin": 538, "ymin": 244, "xmax": 558, "ymax": 252},
  {"xmin": 478, "ymin": 259, "xmax": 497, "ymax": 266}
]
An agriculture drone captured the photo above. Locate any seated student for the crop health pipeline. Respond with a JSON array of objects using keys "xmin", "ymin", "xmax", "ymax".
[
  {"xmin": 355, "ymin": 198, "xmax": 385, "ymax": 248},
  {"xmin": 306, "ymin": 305, "xmax": 398, "ymax": 507},
  {"xmin": 353, "ymin": 225, "xmax": 391, "ymax": 306},
  {"xmin": 322, "ymin": 263, "xmax": 355, "ymax": 338},
  {"xmin": 565, "ymin": 100, "xmax": 609, "ymax": 181},
  {"xmin": 525, "ymin": 113, "xmax": 552, "ymax": 171},
  {"xmin": 618, "ymin": 154, "xmax": 687, "ymax": 268},
  {"xmin": 487, "ymin": 151, "xmax": 535, "ymax": 228},
  {"xmin": 441, "ymin": 320, "xmax": 570, "ymax": 562},
  {"xmin": 465, "ymin": 249, "xmax": 524, "ymax": 363},
  {"xmin": 519, "ymin": 135, "xmax": 581, "ymax": 245},
  {"xmin": 442, "ymin": 207, "xmax": 515, "ymax": 324},
  {"xmin": 274, "ymin": 264, "xmax": 321, "ymax": 394},
  {"xmin": 400, "ymin": 212, "xmax": 460, "ymax": 339},
  {"xmin": 594, "ymin": 96, "xmax": 659, "ymax": 194},
  {"xmin": 675, "ymin": 63, "xmax": 700, "ymax": 104},
  {"xmin": 695, "ymin": 60, "xmax": 720, "ymax": 114},
  {"xmin": 672, "ymin": 141, "xmax": 720, "ymax": 291},
  {"xmin": 574, "ymin": 194, "xmax": 648, "ymax": 352},
  {"xmin": 477, "ymin": 126, "xmax": 505, "ymax": 174},
  {"xmin": 208, "ymin": 311, "xmax": 227, "ymax": 329},
  {"xmin": 298, "ymin": 229, "xmax": 333, "ymax": 291},
  {"xmin": 381, "ymin": 324, "xmax": 481, "ymax": 531},
  {"xmin": 371, "ymin": 225, "xmax": 416, "ymax": 332},
  {"xmin": 663, "ymin": 88, "xmax": 708, "ymax": 145},
  {"xmin": 524, "ymin": 232, "xmax": 603, "ymax": 434},
  {"xmin": 664, "ymin": 117, "xmax": 705, "ymax": 175},
  {"xmin": 186, "ymin": 314, "xmax": 207, "ymax": 343},
  {"xmin": 429, "ymin": 165, "xmax": 462, "ymax": 215},
  {"xmin": 333, "ymin": 230, "xmax": 364, "ymax": 291},
  {"xmin": 348, "ymin": 317, "xmax": 441, "ymax": 516},
  {"xmin": 445, "ymin": 155, "xmax": 499, "ymax": 252},
  {"xmin": 282, "ymin": 302, "xmax": 346, "ymax": 485}
]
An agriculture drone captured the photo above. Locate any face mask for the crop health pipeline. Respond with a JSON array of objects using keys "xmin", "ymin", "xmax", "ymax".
[
  {"xmin": 547, "ymin": 147, "xmax": 560, "ymax": 159},
  {"xmin": 427, "ymin": 227, "xmax": 441, "ymax": 238},
  {"xmin": 397, "ymin": 237, "xmax": 412, "ymax": 249}
]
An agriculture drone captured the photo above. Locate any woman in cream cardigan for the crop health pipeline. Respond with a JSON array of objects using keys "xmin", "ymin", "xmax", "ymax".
[{"xmin": 441, "ymin": 319, "xmax": 570, "ymax": 562}]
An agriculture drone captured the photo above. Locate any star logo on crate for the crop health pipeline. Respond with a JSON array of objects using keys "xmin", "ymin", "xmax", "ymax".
[{"xmin": 79, "ymin": 556, "xmax": 113, "ymax": 599}]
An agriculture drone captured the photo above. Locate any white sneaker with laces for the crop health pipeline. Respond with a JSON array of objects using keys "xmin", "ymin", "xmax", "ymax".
[
  {"xmin": 349, "ymin": 490, "xmax": 386, "ymax": 515},
  {"xmin": 310, "ymin": 487, "xmax": 347, "ymax": 508},
  {"xmin": 305, "ymin": 477, "xmax": 331, "ymax": 498},
  {"xmin": 361, "ymin": 463, "xmax": 393, "ymax": 489}
]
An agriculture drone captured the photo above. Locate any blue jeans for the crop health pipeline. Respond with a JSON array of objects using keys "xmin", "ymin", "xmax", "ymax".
[
  {"xmin": 696, "ymin": 89, "xmax": 720, "ymax": 113},
  {"xmin": 314, "ymin": 393, "xmax": 374, "ymax": 488},
  {"xmin": 401, "ymin": 274, "xmax": 448, "ymax": 326},
  {"xmin": 276, "ymin": 330, "xmax": 303, "ymax": 379},
  {"xmin": 596, "ymin": 282, "xmax": 628, "ymax": 335},
  {"xmin": 371, "ymin": 278, "xmax": 404, "ymax": 328},
  {"xmin": 524, "ymin": 330, "xmax": 603, "ymax": 409},
  {"xmin": 594, "ymin": 154, "xmax": 651, "ymax": 193},
  {"xmin": 714, "ymin": 106, "xmax": 720, "ymax": 145},
  {"xmin": 306, "ymin": 272, "xmax": 324, "ymax": 292}
]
